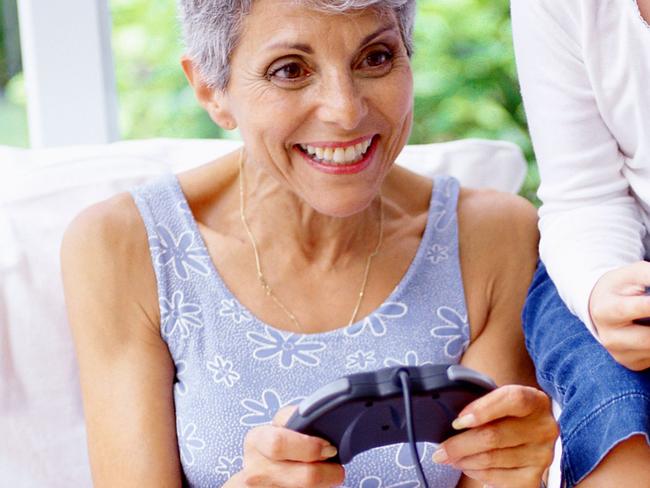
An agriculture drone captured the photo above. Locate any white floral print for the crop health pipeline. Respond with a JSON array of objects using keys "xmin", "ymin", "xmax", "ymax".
[
  {"xmin": 215, "ymin": 455, "xmax": 243, "ymax": 478},
  {"xmin": 247, "ymin": 327, "xmax": 325, "ymax": 369},
  {"xmin": 177, "ymin": 418, "xmax": 206, "ymax": 466},
  {"xmin": 219, "ymin": 298, "xmax": 253, "ymax": 324},
  {"xmin": 430, "ymin": 178, "xmax": 456, "ymax": 231},
  {"xmin": 430, "ymin": 306, "xmax": 470, "ymax": 359},
  {"xmin": 383, "ymin": 351, "xmax": 432, "ymax": 368},
  {"xmin": 177, "ymin": 200, "xmax": 192, "ymax": 215},
  {"xmin": 395, "ymin": 441, "xmax": 430, "ymax": 470},
  {"xmin": 426, "ymin": 244, "xmax": 449, "ymax": 264},
  {"xmin": 160, "ymin": 291, "xmax": 203, "ymax": 339},
  {"xmin": 346, "ymin": 350, "xmax": 377, "ymax": 370},
  {"xmin": 149, "ymin": 224, "xmax": 210, "ymax": 280},
  {"xmin": 207, "ymin": 354, "xmax": 240, "ymax": 387},
  {"xmin": 239, "ymin": 389, "xmax": 302, "ymax": 426},
  {"xmin": 345, "ymin": 302, "xmax": 408, "ymax": 337}
]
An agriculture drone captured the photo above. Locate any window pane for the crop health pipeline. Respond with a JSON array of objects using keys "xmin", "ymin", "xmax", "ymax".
[{"xmin": 0, "ymin": 0, "xmax": 27, "ymax": 147}]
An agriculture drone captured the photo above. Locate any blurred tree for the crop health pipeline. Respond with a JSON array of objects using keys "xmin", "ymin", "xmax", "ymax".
[
  {"xmin": 111, "ymin": 0, "xmax": 224, "ymax": 141},
  {"xmin": 411, "ymin": 0, "xmax": 537, "ymax": 202},
  {"xmin": 0, "ymin": 0, "xmax": 27, "ymax": 147}
]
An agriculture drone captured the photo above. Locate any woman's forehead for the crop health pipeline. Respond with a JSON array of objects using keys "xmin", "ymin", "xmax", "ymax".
[{"xmin": 239, "ymin": 0, "xmax": 397, "ymax": 49}]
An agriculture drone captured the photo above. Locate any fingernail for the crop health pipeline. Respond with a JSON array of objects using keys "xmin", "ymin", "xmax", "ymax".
[
  {"xmin": 321, "ymin": 445, "xmax": 338, "ymax": 459},
  {"xmin": 432, "ymin": 448, "xmax": 448, "ymax": 464},
  {"xmin": 452, "ymin": 414, "xmax": 476, "ymax": 430}
]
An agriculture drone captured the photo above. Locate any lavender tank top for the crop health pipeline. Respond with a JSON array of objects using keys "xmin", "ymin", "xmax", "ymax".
[{"xmin": 131, "ymin": 172, "xmax": 469, "ymax": 487}]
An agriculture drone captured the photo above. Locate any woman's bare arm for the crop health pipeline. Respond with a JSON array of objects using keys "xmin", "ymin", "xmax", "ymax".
[
  {"xmin": 453, "ymin": 190, "xmax": 556, "ymax": 487},
  {"xmin": 459, "ymin": 189, "xmax": 539, "ymax": 386},
  {"xmin": 61, "ymin": 194, "xmax": 182, "ymax": 487}
]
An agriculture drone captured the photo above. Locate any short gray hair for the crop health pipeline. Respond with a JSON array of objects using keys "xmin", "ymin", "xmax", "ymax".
[{"xmin": 178, "ymin": 0, "xmax": 416, "ymax": 91}]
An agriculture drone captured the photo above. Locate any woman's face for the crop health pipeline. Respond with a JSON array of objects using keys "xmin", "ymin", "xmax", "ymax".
[{"xmin": 222, "ymin": 0, "xmax": 414, "ymax": 217}]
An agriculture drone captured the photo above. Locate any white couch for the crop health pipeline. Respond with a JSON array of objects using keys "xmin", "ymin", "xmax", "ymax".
[{"xmin": 0, "ymin": 137, "xmax": 529, "ymax": 487}]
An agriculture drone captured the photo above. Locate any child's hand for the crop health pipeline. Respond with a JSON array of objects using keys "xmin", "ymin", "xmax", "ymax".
[
  {"xmin": 589, "ymin": 261, "xmax": 650, "ymax": 370},
  {"xmin": 433, "ymin": 385, "xmax": 558, "ymax": 488}
]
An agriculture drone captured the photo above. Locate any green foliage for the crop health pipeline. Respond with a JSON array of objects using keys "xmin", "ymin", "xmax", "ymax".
[
  {"xmin": 412, "ymin": 0, "xmax": 537, "ymax": 202},
  {"xmin": 0, "ymin": 71, "xmax": 27, "ymax": 147},
  {"xmin": 111, "ymin": 0, "xmax": 224, "ymax": 140}
]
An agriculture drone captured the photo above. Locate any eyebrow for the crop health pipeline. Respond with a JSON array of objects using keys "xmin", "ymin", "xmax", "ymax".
[
  {"xmin": 265, "ymin": 23, "xmax": 398, "ymax": 54},
  {"xmin": 359, "ymin": 23, "xmax": 398, "ymax": 48}
]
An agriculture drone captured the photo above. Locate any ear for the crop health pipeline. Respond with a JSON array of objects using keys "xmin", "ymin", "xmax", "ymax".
[{"xmin": 181, "ymin": 56, "xmax": 237, "ymax": 130}]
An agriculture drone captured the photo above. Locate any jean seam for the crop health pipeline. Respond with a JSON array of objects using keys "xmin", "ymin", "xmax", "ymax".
[
  {"xmin": 562, "ymin": 391, "xmax": 650, "ymax": 445},
  {"xmin": 561, "ymin": 392, "xmax": 650, "ymax": 486}
]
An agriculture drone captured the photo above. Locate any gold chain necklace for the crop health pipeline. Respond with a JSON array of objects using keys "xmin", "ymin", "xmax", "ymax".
[{"xmin": 238, "ymin": 148, "xmax": 384, "ymax": 333}]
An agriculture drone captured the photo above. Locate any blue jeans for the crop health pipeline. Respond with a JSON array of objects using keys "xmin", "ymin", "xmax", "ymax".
[{"xmin": 523, "ymin": 262, "xmax": 650, "ymax": 487}]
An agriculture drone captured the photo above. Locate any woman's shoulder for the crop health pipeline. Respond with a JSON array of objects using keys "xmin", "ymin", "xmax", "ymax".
[
  {"xmin": 458, "ymin": 187, "xmax": 539, "ymax": 255},
  {"xmin": 457, "ymin": 187, "xmax": 539, "ymax": 297},
  {"xmin": 62, "ymin": 191, "xmax": 149, "ymax": 265},
  {"xmin": 61, "ymin": 191, "xmax": 159, "ymax": 329}
]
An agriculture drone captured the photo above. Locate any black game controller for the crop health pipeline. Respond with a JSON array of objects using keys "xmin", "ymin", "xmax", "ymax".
[{"xmin": 285, "ymin": 364, "xmax": 496, "ymax": 464}]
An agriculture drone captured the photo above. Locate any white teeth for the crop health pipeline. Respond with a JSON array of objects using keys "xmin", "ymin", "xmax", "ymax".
[{"xmin": 299, "ymin": 138, "xmax": 373, "ymax": 165}]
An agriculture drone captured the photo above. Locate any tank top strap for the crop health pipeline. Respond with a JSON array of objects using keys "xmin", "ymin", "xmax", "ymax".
[
  {"xmin": 390, "ymin": 174, "xmax": 469, "ymax": 360},
  {"xmin": 429, "ymin": 174, "xmax": 461, "ymax": 236},
  {"xmin": 130, "ymin": 174, "xmax": 215, "ymax": 350}
]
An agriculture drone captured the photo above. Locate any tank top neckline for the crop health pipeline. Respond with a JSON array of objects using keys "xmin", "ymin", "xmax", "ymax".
[{"xmin": 166, "ymin": 173, "xmax": 447, "ymax": 338}]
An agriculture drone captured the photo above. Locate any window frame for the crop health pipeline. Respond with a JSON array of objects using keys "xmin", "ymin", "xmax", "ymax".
[{"xmin": 17, "ymin": 0, "xmax": 119, "ymax": 147}]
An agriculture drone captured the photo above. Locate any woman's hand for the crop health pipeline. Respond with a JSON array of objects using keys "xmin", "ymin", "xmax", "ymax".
[
  {"xmin": 433, "ymin": 385, "xmax": 558, "ymax": 488},
  {"xmin": 226, "ymin": 406, "xmax": 345, "ymax": 487},
  {"xmin": 589, "ymin": 261, "xmax": 650, "ymax": 370}
]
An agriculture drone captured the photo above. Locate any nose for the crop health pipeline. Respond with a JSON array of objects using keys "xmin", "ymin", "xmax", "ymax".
[{"xmin": 316, "ymin": 71, "xmax": 368, "ymax": 131}]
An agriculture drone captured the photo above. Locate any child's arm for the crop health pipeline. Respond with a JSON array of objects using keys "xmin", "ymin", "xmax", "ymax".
[{"xmin": 512, "ymin": 0, "xmax": 649, "ymax": 366}]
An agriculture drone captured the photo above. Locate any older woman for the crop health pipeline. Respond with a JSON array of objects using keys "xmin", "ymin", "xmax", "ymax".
[{"xmin": 61, "ymin": 1, "xmax": 557, "ymax": 487}]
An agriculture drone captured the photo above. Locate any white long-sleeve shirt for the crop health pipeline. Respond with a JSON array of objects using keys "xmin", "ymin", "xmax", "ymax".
[{"xmin": 511, "ymin": 0, "xmax": 650, "ymax": 335}]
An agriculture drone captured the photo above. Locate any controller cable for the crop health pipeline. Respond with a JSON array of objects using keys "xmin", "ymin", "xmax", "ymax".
[
  {"xmin": 397, "ymin": 369, "xmax": 548, "ymax": 488},
  {"xmin": 397, "ymin": 369, "xmax": 430, "ymax": 488}
]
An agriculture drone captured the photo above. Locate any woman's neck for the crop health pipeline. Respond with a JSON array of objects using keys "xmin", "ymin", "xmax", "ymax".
[{"xmin": 240, "ymin": 163, "xmax": 383, "ymax": 269}]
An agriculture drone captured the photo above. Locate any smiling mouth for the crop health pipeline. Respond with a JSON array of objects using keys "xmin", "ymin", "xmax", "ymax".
[{"xmin": 296, "ymin": 137, "xmax": 375, "ymax": 165}]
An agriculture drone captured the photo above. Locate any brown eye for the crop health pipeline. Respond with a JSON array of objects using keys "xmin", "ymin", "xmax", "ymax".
[
  {"xmin": 269, "ymin": 62, "xmax": 309, "ymax": 80},
  {"xmin": 364, "ymin": 50, "xmax": 393, "ymax": 68}
]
